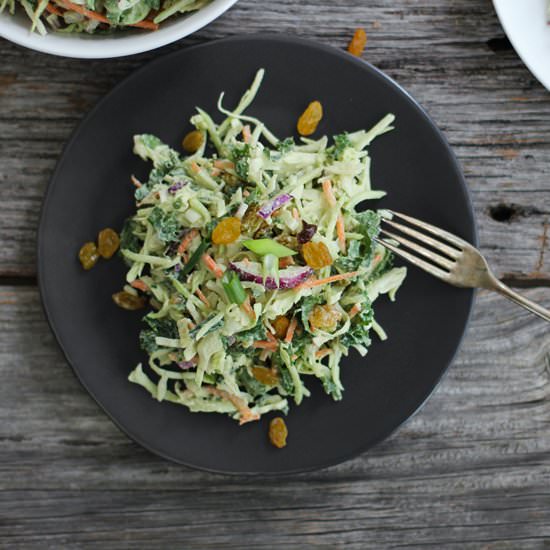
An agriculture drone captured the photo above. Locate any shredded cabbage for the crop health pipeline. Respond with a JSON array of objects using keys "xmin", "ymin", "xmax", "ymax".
[
  {"xmin": 2, "ymin": 0, "xmax": 211, "ymax": 33},
  {"xmin": 120, "ymin": 69, "xmax": 407, "ymax": 425}
]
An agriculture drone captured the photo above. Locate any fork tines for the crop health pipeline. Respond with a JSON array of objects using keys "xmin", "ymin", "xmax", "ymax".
[{"xmin": 375, "ymin": 210, "xmax": 467, "ymax": 281}]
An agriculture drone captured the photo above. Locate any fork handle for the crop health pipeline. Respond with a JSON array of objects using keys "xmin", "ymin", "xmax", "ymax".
[{"xmin": 490, "ymin": 278, "xmax": 550, "ymax": 322}]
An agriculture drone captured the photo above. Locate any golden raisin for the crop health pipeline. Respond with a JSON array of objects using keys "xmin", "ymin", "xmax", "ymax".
[
  {"xmin": 212, "ymin": 217, "xmax": 241, "ymax": 245},
  {"xmin": 78, "ymin": 242, "xmax": 100, "ymax": 270},
  {"xmin": 97, "ymin": 228, "xmax": 120, "ymax": 259},
  {"xmin": 112, "ymin": 291, "xmax": 146, "ymax": 311},
  {"xmin": 268, "ymin": 417, "xmax": 288, "ymax": 449},
  {"xmin": 272, "ymin": 315, "xmax": 290, "ymax": 339},
  {"xmin": 182, "ymin": 130, "xmax": 204, "ymax": 154},
  {"xmin": 297, "ymin": 100, "xmax": 323, "ymax": 136},
  {"xmin": 348, "ymin": 28, "xmax": 367, "ymax": 56},
  {"xmin": 302, "ymin": 241, "xmax": 333, "ymax": 269},
  {"xmin": 309, "ymin": 304, "xmax": 343, "ymax": 332},
  {"xmin": 251, "ymin": 366, "xmax": 279, "ymax": 386}
]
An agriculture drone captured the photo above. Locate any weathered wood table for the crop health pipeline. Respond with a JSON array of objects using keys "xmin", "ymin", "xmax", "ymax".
[{"xmin": 1, "ymin": 0, "xmax": 549, "ymax": 547}]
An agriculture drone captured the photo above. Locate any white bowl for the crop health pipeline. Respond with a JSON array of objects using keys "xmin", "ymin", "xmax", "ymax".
[
  {"xmin": 0, "ymin": 0, "xmax": 238, "ymax": 58},
  {"xmin": 493, "ymin": 0, "xmax": 550, "ymax": 91}
]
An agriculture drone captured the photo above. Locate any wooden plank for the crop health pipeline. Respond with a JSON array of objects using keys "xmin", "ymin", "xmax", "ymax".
[
  {"xmin": 0, "ymin": 285, "xmax": 548, "ymax": 547},
  {"xmin": 1, "ymin": 0, "xmax": 550, "ymax": 547},
  {"xmin": 0, "ymin": 0, "xmax": 549, "ymax": 281}
]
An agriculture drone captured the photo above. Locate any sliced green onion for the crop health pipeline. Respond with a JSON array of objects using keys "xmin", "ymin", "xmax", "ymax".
[
  {"xmin": 222, "ymin": 271, "xmax": 247, "ymax": 305},
  {"xmin": 262, "ymin": 254, "xmax": 279, "ymax": 287},
  {"xmin": 242, "ymin": 238, "xmax": 297, "ymax": 258},
  {"xmin": 180, "ymin": 239, "xmax": 210, "ymax": 278}
]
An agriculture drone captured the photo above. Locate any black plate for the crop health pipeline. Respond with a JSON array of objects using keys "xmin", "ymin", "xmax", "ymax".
[{"xmin": 38, "ymin": 35, "xmax": 476, "ymax": 474}]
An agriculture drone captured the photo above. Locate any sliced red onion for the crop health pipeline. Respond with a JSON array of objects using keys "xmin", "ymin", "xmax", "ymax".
[
  {"xmin": 257, "ymin": 193, "xmax": 293, "ymax": 219},
  {"xmin": 229, "ymin": 261, "xmax": 312, "ymax": 290},
  {"xmin": 168, "ymin": 181, "xmax": 187, "ymax": 194},
  {"xmin": 177, "ymin": 360, "xmax": 195, "ymax": 370}
]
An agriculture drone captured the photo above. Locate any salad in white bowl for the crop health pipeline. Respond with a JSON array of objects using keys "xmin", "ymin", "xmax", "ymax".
[
  {"xmin": 0, "ymin": 0, "xmax": 237, "ymax": 57},
  {"xmin": 493, "ymin": 0, "xmax": 550, "ymax": 91}
]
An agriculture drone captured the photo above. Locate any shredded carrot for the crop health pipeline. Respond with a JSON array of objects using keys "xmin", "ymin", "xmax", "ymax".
[
  {"xmin": 177, "ymin": 229, "xmax": 198, "ymax": 256},
  {"xmin": 188, "ymin": 321, "xmax": 196, "ymax": 330},
  {"xmin": 292, "ymin": 207, "xmax": 300, "ymax": 220},
  {"xmin": 373, "ymin": 253, "xmax": 382, "ymax": 264},
  {"xmin": 46, "ymin": 2, "xmax": 62, "ymax": 16},
  {"xmin": 299, "ymin": 271, "xmax": 360, "ymax": 290},
  {"xmin": 279, "ymin": 256, "xmax": 295, "ymax": 268},
  {"xmin": 132, "ymin": 18, "xmax": 159, "ymax": 30},
  {"xmin": 56, "ymin": 0, "xmax": 159, "ymax": 28},
  {"xmin": 243, "ymin": 190, "xmax": 250, "ymax": 197},
  {"xmin": 259, "ymin": 349, "xmax": 271, "ymax": 362},
  {"xmin": 315, "ymin": 348, "xmax": 332, "ymax": 359},
  {"xmin": 55, "ymin": 0, "xmax": 109, "ymax": 21},
  {"xmin": 195, "ymin": 288, "xmax": 210, "ymax": 307},
  {"xmin": 130, "ymin": 280, "xmax": 149, "ymax": 292},
  {"xmin": 190, "ymin": 161, "xmax": 201, "ymax": 174},
  {"xmin": 241, "ymin": 295, "xmax": 256, "ymax": 320},
  {"xmin": 253, "ymin": 340, "xmax": 278, "ymax": 351},
  {"xmin": 322, "ymin": 179, "xmax": 337, "ymax": 207},
  {"xmin": 130, "ymin": 174, "xmax": 142, "ymax": 188},
  {"xmin": 291, "ymin": 354, "xmax": 298, "ymax": 361},
  {"xmin": 242, "ymin": 125, "xmax": 251, "ymax": 143},
  {"xmin": 293, "ymin": 275, "xmax": 317, "ymax": 292},
  {"xmin": 206, "ymin": 387, "xmax": 259, "ymax": 425},
  {"xmin": 349, "ymin": 303, "xmax": 362, "ymax": 318},
  {"xmin": 284, "ymin": 317, "xmax": 298, "ymax": 343},
  {"xmin": 336, "ymin": 213, "xmax": 346, "ymax": 253},
  {"xmin": 210, "ymin": 168, "xmax": 221, "ymax": 177},
  {"xmin": 266, "ymin": 331, "xmax": 278, "ymax": 344},
  {"xmin": 213, "ymin": 159, "xmax": 235, "ymax": 170},
  {"xmin": 201, "ymin": 254, "xmax": 223, "ymax": 278}
]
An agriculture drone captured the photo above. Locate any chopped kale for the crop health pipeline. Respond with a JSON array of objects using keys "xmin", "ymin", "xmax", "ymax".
[
  {"xmin": 328, "ymin": 133, "xmax": 352, "ymax": 160},
  {"xmin": 148, "ymin": 207, "xmax": 181, "ymax": 243},
  {"xmin": 143, "ymin": 316, "xmax": 179, "ymax": 338},
  {"xmin": 234, "ymin": 321, "xmax": 267, "ymax": 348},
  {"xmin": 231, "ymin": 143, "xmax": 250, "ymax": 181},
  {"xmin": 139, "ymin": 316, "xmax": 178, "ymax": 355},
  {"xmin": 139, "ymin": 330, "xmax": 158, "ymax": 354},
  {"xmin": 340, "ymin": 299, "xmax": 374, "ymax": 349},
  {"xmin": 276, "ymin": 137, "xmax": 295, "ymax": 153},
  {"xmin": 335, "ymin": 210, "xmax": 381, "ymax": 271},
  {"xmin": 119, "ymin": 218, "xmax": 141, "ymax": 254},
  {"xmin": 278, "ymin": 364, "xmax": 294, "ymax": 394}
]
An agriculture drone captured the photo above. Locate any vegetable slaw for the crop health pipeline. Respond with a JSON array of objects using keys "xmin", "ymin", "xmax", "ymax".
[
  {"xmin": 0, "ymin": 0, "xmax": 211, "ymax": 34},
  {"xmin": 120, "ymin": 69, "xmax": 407, "ymax": 426}
]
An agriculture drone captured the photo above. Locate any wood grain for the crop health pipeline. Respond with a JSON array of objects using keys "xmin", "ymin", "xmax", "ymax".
[
  {"xmin": 1, "ymin": 0, "xmax": 550, "ymax": 547},
  {"xmin": 0, "ymin": 286, "xmax": 548, "ymax": 547},
  {"xmin": 1, "ymin": 0, "xmax": 550, "ymax": 281}
]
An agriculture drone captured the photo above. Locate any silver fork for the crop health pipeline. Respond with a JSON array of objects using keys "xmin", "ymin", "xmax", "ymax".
[{"xmin": 375, "ymin": 210, "xmax": 550, "ymax": 322}]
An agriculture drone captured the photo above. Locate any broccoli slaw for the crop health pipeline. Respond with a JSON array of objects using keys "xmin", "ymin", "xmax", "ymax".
[
  {"xmin": 119, "ymin": 69, "xmax": 407, "ymax": 426},
  {"xmin": 0, "ymin": 0, "xmax": 211, "ymax": 34}
]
